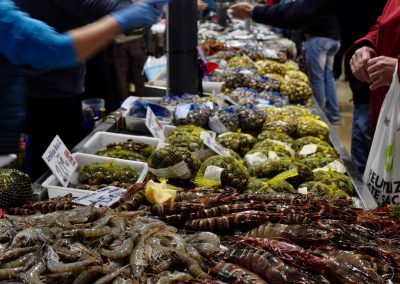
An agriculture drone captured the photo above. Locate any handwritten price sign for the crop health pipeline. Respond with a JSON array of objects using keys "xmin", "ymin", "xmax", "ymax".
[
  {"xmin": 145, "ymin": 107, "xmax": 164, "ymax": 139},
  {"xmin": 73, "ymin": 186, "xmax": 126, "ymax": 207},
  {"xmin": 42, "ymin": 135, "xmax": 78, "ymax": 187}
]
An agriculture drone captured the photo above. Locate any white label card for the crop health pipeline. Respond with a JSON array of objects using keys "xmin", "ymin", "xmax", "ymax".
[
  {"xmin": 298, "ymin": 187, "xmax": 308, "ymax": 195},
  {"xmin": 73, "ymin": 186, "xmax": 126, "ymax": 208},
  {"xmin": 204, "ymin": 166, "xmax": 224, "ymax": 183},
  {"xmin": 42, "ymin": 135, "xmax": 78, "ymax": 187},
  {"xmin": 175, "ymin": 104, "xmax": 191, "ymax": 120},
  {"xmin": 200, "ymin": 132, "xmax": 231, "ymax": 157},
  {"xmin": 145, "ymin": 107, "xmax": 164, "ymax": 139},
  {"xmin": 299, "ymin": 144, "xmax": 318, "ymax": 156}
]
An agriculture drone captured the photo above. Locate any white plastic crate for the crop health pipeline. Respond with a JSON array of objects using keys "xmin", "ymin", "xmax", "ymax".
[{"xmin": 42, "ymin": 153, "xmax": 148, "ymax": 198}]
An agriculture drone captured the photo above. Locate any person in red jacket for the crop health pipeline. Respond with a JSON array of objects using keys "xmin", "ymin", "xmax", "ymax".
[{"xmin": 350, "ymin": 0, "xmax": 400, "ymax": 134}]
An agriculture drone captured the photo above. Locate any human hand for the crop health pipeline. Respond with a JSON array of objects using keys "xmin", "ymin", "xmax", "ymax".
[
  {"xmin": 367, "ymin": 56, "xmax": 398, "ymax": 91},
  {"xmin": 198, "ymin": 0, "xmax": 208, "ymax": 11},
  {"xmin": 228, "ymin": 3, "xmax": 254, "ymax": 20},
  {"xmin": 350, "ymin": 46, "xmax": 376, "ymax": 83},
  {"xmin": 111, "ymin": 0, "xmax": 169, "ymax": 32}
]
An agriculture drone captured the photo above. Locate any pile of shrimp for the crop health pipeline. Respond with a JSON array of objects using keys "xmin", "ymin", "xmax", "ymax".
[
  {"xmin": 152, "ymin": 192, "xmax": 358, "ymax": 232},
  {"xmin": 0, "ymin": 205, "xmax": 224, "ymax": 283}
]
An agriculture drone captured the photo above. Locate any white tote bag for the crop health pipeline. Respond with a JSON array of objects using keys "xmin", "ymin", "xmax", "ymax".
[{"xmin": 364, "ymin": 64, "xmax": 400, "ymax": 204}]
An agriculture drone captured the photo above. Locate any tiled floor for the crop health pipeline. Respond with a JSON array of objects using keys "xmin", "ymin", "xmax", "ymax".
[{"xmin": 332, "ymin": 77, "xmax": 353, "ymax": 154}]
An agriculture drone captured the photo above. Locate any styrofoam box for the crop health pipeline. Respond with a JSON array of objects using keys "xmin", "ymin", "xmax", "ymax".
[
  {"xmin": 163, "ymin": 125, "xmax": 217, "ymax": 140},
  {"xmin": 42, "ymin": 153, "xmax": 148, "ymax": 198},
  {"xmin": 80, "ymin": 131, "xmax": 160, "ymax": 155}
]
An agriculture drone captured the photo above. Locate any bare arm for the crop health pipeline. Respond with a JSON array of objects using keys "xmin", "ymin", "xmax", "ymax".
[{"xmin": 68, "ymin": 15, "xmax": 121, "ymax": 62}]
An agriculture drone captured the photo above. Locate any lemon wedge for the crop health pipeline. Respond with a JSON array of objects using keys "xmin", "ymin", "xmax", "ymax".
[{"xmin": 145, "ymin": 180, "xmax": 178, "ymax": 205}]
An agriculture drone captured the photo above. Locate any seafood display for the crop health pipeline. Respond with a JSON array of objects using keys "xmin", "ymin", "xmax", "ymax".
[
  {"xmin": 2, "ymin": 189, "xmax": 399, "ymax": 283},
  {"xmin": 71, "ymin": 161, "xmax": 139, "ymax": 191},
  {"xmin": 95, "ymin": 140, "xmax": 155, "ymax": 162}
]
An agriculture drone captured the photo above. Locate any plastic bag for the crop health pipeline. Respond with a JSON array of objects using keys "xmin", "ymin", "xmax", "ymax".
[
  {"xmin": 143, "ymin": 55, "xmax": 167, "ymax": 81},
  {"xmin": 364, "ymin": 65, "xmax": 400, "ymax": 204}
]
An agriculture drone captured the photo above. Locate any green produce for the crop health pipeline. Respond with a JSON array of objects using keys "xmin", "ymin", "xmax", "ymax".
[
  {"xmin": 148, "ymin": 146, "xmax": 201, "ymax": 180},
  {"xmin": 217, "ymin": 132, "xmax": 256, "ymax": 157},
  {"xmin": 291, "ymin": 136, "xmax": 331, "ymax": 151},
  {"xmin": 300, "ymin": 157, "xmax": 337, "ymax": 170},
  {"xmin": 0, "ymin": 169, "xmax": 33, "ymax": 208},
  {"xmin": 75, "ymin": 160, "xmax": 139, "ymax": 191},
  {"xmin": 257, "ymin": 130, "xmax": 294, "ymax": 144},
  {"xmin": 296, "ymin": 117, "xmax": 330, "ymax": 140},
  {"xmin": 246, "ymin": 177, "xmax": 295, "ymax": 194},
  {"xmin": 313, "ymin": 170, "xmax": 353, "ymax": 195},
  {"xmin": 95, "ymin": 140, "xmax": 155, "ymax": 162},
  {"xmin": 284, "ymin": 70, "xmax": 309, "ymax": 83},
  {"xmin": 249, "ymin": 159, "xmax": 314, "ymax": 187},
  {"xmin": 280, "ymin": 79, "xmax": 312, "ymax": 104},
  {"xmin": 262, "ymin": 118, "xmax": 297, "ymax": 137},
  {"xmin": 195, "ymin": 156, "xmax": 249, "ymax": 191}
]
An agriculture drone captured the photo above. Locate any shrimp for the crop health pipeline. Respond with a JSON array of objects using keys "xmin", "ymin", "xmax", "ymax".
[
  {"xmin": 93, "ymin": 265, "xmax": 130, "ymax": 284},
  {"xmin": 155, "ymin": 271, "xmax": 193, "ymax": 284},
  {"xmin": 0, "ymin": 245, "xmax": 40, "ymax": 261},
  {"xmin": 0, "ymin": 252, "xmax": 36, "ymax": 268},
  {"xmin": 172, "ymin": 251, "xmax": 210, "ymax": 280},
  {"xmin": 101, "ymin": 236, "xmax": 137, "ymax": 259},
  {"xmin": 46, "ymin": 246, "xmax": 97, "ymax": 274},
  {"xmin": 11, "ymin": 227, "xmax": 54, "ymax": 247},
  {"xmin": 24, "ymin": 261, "xmax": 46, "ymax": 284},
  {"xmin": 245, "ymin": 223, "xmax": 333, "ymax": 246},
  {"xmin": 234, "ymin": 237, "xmax": 326, "ymax": 274},
  {"xmin": 73, "ymin": 271, "xmax": 102, "ymax": 284},
  {"xmin": 165, "ymin": 202, "xmax": 267, "ymax": 223},
  {"xmin": 155, "ymin": 231, "xmax": 186, "ymax": 251},
  {"xmin": 61, "ymin": 226, "xmax": 111, "ymax": 238},
  {"xmin": 0, "ymin": 267, "xmax": 23, "ymax": 280},
  {"xmin": 185, "ymin": 211, "xmax": 268, "ymax": 231},
  {"xmin": 225, "ymin": 247, "xmax": 329, "ymax": 284},
  {"xmin": 210, "ymin": 261, "xmax": 267, "ymax": 284},
  {"xmin": 129, "ymin": 238, "xmax": 146, "ymax": 276}
]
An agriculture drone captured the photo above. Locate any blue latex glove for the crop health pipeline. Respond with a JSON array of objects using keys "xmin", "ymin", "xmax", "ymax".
[{"xmin": 111, "ymin": 0, "xmax": 169, "ymax": 33}]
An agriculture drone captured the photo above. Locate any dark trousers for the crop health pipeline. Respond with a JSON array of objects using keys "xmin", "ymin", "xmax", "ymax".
[
  {"xmin": 25, "ymin": 96, "xmax": 85, "ymax": 180},
  {"xmin": 112, "ymin": 37, "xmax": 147, "ymax": 100}
]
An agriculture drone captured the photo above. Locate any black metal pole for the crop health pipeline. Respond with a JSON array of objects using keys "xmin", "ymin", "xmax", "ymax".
[
  {"xmin": 216, "ymin": 0, "xmax": 228, "ymax": 27},
  {"xmin": 166, "ymin": 0, "xmax": 198, "ymax": 96}
]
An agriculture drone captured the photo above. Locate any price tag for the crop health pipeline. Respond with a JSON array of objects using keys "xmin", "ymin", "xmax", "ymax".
[
  {"xmin": 42, "ymin": 135, "xmax": 78, "ymax": 187},
  {"xmin": 175, "ymin": 104, "xmax": 191, "ymax": 120},
  {"xmin": 299, "ymin": 144, "xmax": 318, "ymax": 157},
  {"xmin": 244, "ymin": 152, "xmax": 268, "ymax": 167},
  {"xmin": 145, "ymin": 107, "xmax": 164, "ymax": 139},
  {"xmin": 73, "ymin": 186, "xmax": 126, "ymax": 208},
  {"xmin": 200, "ymin": 132, "xmax": 231, "ymax": 157},
  {"xmin": 204, "ymin": 166, "xmax": 224, "ymax": 183},
  {"xmin": 298, "ymin": 187, "xmax": 308, "ymax": 195}
]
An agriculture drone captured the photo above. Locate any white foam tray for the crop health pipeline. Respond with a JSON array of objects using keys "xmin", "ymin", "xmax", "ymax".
[
  {"xmin": 42, "ymin": 153, "xmax": 148, "ymax": 198},
  {"xmin": 80, "ymin": 131, "xmax": 160, "ymax": 156}
]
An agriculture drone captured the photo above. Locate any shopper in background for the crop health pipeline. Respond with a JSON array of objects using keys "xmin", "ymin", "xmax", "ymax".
[
  {"xmin": 228, "ymin": 0, "xmax": 386, "ymax": 174},
  {"xmin": 303, "ymin": 16, "xmax": 341, "ymax": 124},
  {"xmin": 112, "ymin": 27, "xmax": 147, "ymax": 100},
  {"xmin": 0, "ymin": 0, "xmax": 165, "ymax": 171},
  {"xmin": 350, "ymin": 0, "xmax": 400, "ymax": 135}
]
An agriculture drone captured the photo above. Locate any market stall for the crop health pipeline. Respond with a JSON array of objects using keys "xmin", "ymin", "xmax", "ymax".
[{"xmin": 1, "ymin": 12, "xmax": 397, "ymax": 284}]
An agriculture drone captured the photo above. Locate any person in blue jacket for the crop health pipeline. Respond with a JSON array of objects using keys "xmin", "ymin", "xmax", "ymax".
[
  {"xmin": 14, "ymin": 0, "xmax": 136, "ymax": 179},
  {"xmin": 0, "ymin": 0, "xmax": 166, "ymax": 157}
]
